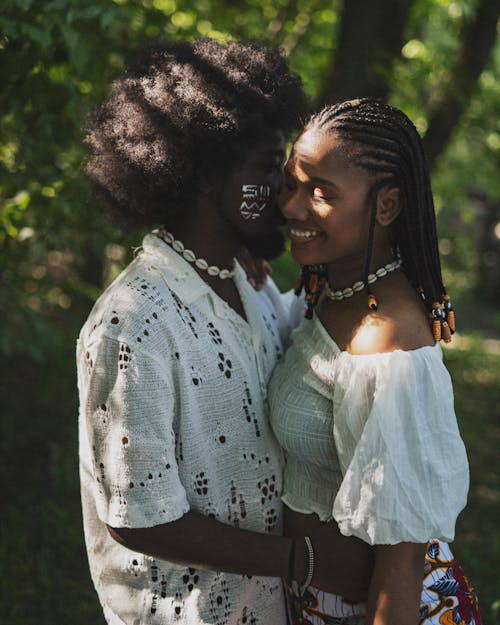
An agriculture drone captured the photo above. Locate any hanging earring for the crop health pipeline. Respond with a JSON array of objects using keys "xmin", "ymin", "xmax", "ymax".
[{"xmin": 294, "ymin": 264, "xmax": 327, "ymax": 319}]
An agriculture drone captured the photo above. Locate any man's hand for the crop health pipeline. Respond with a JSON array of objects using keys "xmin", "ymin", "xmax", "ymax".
[{"xmin": 296, "ymin": 521, "xmax": 374, "ymax": 601}]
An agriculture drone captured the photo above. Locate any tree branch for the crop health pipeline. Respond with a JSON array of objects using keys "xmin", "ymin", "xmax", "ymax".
[
  {"xmin": 423, "ymin": 0, "xmax": 500, "ymax": 168},
  {"xmin": 316, "ymin": 0, "xmax": 414, "ymax": 106}
]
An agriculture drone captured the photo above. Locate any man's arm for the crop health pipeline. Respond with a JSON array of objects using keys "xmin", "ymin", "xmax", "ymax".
[{"xmin": 107, "ymin": 511, "xmax": 373, "ymax": 600}]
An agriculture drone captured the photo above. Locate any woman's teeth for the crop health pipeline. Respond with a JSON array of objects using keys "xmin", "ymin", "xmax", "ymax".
[{"xmin": 290, "ymin": 228, "xmax": 320, "ymax": 239}]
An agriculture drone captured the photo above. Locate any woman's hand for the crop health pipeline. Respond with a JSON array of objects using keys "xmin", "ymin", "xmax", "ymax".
[{"xmin": 237, "ymin": 247, "xmax": 272, "ymax": 290}]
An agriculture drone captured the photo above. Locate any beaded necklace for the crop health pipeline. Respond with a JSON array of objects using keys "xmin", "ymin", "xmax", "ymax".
[
  {"xmin": 155, "ymin": 228, "xmax": 236, "ymax": 280},
  {"xmin": 324, "ymin": 258, "xmax": 402, "ymax": 302}
]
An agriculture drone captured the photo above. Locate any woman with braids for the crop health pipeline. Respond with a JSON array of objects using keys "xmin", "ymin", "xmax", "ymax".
[
  {"xmin": 268, "ymin": 98, "xmax": 481, "ymax": 624},
  {"xmin": 78, "ymin": 40, "xmax": 374, "ymax": 625}
]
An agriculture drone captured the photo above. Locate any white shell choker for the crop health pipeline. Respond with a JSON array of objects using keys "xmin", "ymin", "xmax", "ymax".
[
  {"xmin": 325, "ymin": 258, "xmax": 402, "ymax": 302},
  {"xmin": 155, "ymin": 228, "xmax": 236, "ymax": 280}
]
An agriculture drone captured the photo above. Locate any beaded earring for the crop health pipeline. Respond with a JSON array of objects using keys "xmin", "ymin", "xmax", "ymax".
[{"xmin": 293, "ymin": 264, "xmax": 328, "ymax": 319}]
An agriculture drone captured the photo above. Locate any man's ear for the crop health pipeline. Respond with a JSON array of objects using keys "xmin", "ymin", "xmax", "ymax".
[{"xmin": 376, "ymin": 186, "xmax": 401, "ymax": 226}]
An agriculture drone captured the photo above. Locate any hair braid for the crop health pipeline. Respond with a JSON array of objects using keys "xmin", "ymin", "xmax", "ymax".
[{"xmin": 306, "ymin": 97, "xmax": 453, "ymax": 340}]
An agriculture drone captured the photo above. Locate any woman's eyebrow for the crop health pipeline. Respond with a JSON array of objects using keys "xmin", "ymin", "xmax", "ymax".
[
  {"xmin": 285, "ymin": 157, "xmax": 337, "ymax": 188},
  {"xmin": 309, "ymin": 175, "xmax": 338, "ymax": 188},
  {"xmin": 289, "ymin": 170, "xmax": 338, "ymax": 188}
]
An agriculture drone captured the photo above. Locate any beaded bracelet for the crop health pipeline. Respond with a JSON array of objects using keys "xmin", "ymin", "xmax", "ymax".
[{"xmin": 299, "ymin": 535, "xmax": 315, "ymax": 595}]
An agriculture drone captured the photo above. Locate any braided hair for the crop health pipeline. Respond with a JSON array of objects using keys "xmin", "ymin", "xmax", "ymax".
[{"xmin": 305, "ymin": 98, "xmax": 454, "ymax": 338}]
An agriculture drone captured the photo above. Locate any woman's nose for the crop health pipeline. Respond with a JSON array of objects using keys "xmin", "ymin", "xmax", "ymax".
[{"xmin": 279, "ymin": 188, "xmax": 308, "ymax": 221}]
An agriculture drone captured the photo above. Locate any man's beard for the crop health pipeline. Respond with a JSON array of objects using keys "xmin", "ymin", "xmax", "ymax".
[{"xmin": 240, "ymin": 228, "xmax": 286, "ymax": 260}]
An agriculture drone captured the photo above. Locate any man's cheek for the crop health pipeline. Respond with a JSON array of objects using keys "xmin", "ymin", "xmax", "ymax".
[{"xmin": 239, "ymin": 184, "xmax": 271, "ymax": 220}]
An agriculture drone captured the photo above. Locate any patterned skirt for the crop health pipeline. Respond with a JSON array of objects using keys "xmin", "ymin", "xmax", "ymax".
[{"xmin": 287, "ymin": 539, "xmax": 481, "ymax": 625}]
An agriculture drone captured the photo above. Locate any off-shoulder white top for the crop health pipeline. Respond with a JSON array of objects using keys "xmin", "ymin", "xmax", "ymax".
[{"xmin": 268, "ymin": 315, "xmax": 469, "ymax": 545}]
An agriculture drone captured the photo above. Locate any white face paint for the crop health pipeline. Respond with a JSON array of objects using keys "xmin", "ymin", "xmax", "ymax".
[{"xmin": 239, "ymin": 184, "xmax": 271, "ymax": 220}]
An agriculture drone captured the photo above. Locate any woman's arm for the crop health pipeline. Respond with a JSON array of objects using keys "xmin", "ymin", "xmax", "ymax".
[
  {"xmin": 366, "ymin": 542, "xmax": 427, "ymax": 625},
  {"xmin": 108, "ymin": 510, "xmax": 373, "ymax": 600}
]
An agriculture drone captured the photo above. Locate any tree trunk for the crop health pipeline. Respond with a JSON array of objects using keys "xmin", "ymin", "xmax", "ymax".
[
  {"xmin": 423, "ymin": 0, "xmax": 500, "ymax": 168},
  {"xmin": 317, "ymin": 0, "xmax": 414, "ymax": 106},
  {"xmin": 472, "ymin": 192, "xmax": 500, "ymax": 305}
]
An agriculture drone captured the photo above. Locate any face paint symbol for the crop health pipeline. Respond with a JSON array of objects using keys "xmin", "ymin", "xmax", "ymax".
[
  {"xmin": 240, "ymin": 185, "xmax": 271, "ymax": 220},
  {"xmin": 242, "ymin": 185, "xmax": 270, "ymax": 199}
]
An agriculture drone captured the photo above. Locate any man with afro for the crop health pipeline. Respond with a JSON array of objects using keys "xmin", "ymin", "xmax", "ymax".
[{"xmin": 77, "ymin": 38, "xmax": 371, "ymax": 625}]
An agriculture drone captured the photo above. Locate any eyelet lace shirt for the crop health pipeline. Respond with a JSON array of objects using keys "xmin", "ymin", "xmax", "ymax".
[{"xmin": 77, "ymin": 233, "xmax": 292, "ymax": 625}]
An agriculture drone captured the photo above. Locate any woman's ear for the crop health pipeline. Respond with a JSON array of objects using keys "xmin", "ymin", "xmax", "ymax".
[{"xmin": 376, "ymin": 186, "xmax": 401, "ymax": 226}]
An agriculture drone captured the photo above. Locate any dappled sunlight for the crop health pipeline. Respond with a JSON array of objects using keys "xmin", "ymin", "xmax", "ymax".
[
  {"xmin": 348, "ymin": 316, "xmax": 387, "ymax": 354},
  {"xmin": 445, "ymin": 332, "xmax": 500, "ymax": 356},
  {"xmin": 1, "ymin": 0, "xmax": 499, "ymax": 620}
]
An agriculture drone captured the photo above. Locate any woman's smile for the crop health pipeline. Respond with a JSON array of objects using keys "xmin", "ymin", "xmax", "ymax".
[{"xmin": 288, "ymin": 226, "xmax": 323, "ymax": 243}]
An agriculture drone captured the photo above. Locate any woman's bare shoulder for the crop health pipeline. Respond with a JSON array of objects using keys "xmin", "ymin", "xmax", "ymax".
[{"xmin": 348, "ymin": 290, "xmax": 434, "ymax": 356}]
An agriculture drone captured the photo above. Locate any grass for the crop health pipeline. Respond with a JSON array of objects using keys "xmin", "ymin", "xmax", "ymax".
[{"xmin": 444, "ymin": 334, "xmax": 500, "ymax": 623}]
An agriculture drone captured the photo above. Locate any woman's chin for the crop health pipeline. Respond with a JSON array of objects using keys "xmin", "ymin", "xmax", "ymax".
[{"xmin": 290, "ymin": 248, "xmax": 324, "ymax": 267}]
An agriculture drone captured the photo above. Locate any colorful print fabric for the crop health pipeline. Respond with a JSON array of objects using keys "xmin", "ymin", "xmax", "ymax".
[{"xmin": 288, "ymin": 540, "xmax": 481, "ymax": 625}]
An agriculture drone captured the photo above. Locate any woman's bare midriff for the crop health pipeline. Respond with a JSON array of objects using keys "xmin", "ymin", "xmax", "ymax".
[{"xmin": 284, "ymin": 505, "xmax": 335, "ymax": 537}]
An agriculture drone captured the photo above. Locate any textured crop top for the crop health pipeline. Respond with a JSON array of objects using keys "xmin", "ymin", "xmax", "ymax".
[{"xmin": 268, "ymin": 315, "xmax": 469, "ymax": 545}]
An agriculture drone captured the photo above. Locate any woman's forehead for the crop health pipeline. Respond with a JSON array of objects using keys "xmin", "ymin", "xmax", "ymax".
[{"xmin": 288, "ymin": 128, "xmax": 350, "ymax": 173}]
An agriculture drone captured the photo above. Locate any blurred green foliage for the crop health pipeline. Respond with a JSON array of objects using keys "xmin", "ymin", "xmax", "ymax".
[{"xmin": 1, "ymin": 1, "xmax": 499, "ymax": 623}]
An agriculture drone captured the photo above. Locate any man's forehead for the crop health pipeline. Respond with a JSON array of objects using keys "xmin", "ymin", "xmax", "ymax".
[{"xmin": 250, "ymin": 130, "xmax": 286, "ymax": 157}]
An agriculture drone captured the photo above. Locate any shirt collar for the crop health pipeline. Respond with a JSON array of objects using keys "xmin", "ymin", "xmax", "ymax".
[
  {"xmin": 141, "ymin": 233, "xmax": 214, "ymax": 304},
  {"xmin": 142, "ymin": 233, "xmax": 253, "ymax": 316}
]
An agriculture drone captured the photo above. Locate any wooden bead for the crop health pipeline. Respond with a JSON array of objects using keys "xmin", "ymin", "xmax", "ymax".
[
  {"xmin": 432, "ymin": 318, "xmax": 441, "ymax": 341},
  {"xmin": 309, "ymin": 273, "xmax": 319, "ymax": 292},
  {"xmin": 367, "ymin": 294, "xmax": 378, "ymax": 310},
  {"xmin": 441, "ymin": 321, "xmax": 452, "ymax": 343},
  {"xmin": 447, "ymin": 310, "xmax": 455, "ymax": 332}
]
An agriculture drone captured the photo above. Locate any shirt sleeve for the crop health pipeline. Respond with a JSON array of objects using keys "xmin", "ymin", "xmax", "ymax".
[
  {"xmin": 329, "ymin": 345, "xmax": 469, "ymax": 545},
  {"xmin": 78, "ymin": 335, "xmax": 190, "ymax": 528}
]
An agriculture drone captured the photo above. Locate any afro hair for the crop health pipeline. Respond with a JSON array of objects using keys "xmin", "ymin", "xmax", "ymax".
[{"xmin": 84, "ymin": 38, "xmax": 307, "ymax": 227}]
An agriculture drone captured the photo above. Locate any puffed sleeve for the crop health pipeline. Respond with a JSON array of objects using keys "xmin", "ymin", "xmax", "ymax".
[
  {"xmin": 329, "ymin": 344, "xmax": 469, "ymax": 545},
  {"xmin": 77, "ymin": 335, "xmax": 190, "ymax": 528}
]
